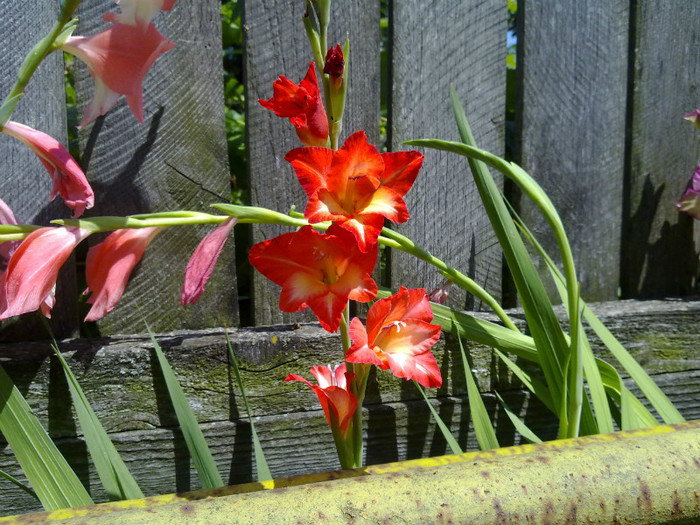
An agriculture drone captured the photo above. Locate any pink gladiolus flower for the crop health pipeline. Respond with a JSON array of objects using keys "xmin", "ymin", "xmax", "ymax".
[
  {"xmin": 83, "ymin": 227, "xmax": 162, "ymax": 321},
  {"xmin": 181, "ymin": 217, "xmax": 237, "ymax": 305},
  {"xmin": 0, "ymin": 198, "xmax": 20, "ymax": 266},
  {"xmin": 676, "ymin": 164, "xmax": 700, "ymax": 220},
  {"xmin": 684, "ymin": 109, "xmax": 700, "ymax": 130},
  {"xmin": 346, "ymin": 287, "xmax": 442, "ymax": 388},
  {"xmin": 0, "ymin": 227, "xmax": 91, "ymax": 320},
  {"xmin": 1, "ymin": 121, "xmax": 94, "ymax": 217},
  {"xmin": 62, "ymin": 23, "xmax": 175, "ymax": 128},
  {"xmin": 104, "ymin": 0, "xmax": 176, "ymax": 29},
  {"xmin": 285, "ymin": 364, "xmax": 358, "ymax": 436}
]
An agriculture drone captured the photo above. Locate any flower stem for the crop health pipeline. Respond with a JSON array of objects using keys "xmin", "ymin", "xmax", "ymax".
[{"xmin": 1, "ymin": 0, "xmax": 81, "ymax": 127}]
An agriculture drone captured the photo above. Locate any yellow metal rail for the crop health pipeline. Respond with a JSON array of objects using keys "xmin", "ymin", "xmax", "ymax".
[{"xmin": 6, "ymin": 421, "xmax": 700, "ymax": 523}]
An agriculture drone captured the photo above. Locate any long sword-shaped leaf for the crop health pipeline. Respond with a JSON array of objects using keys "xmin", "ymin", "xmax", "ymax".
[
  {"xmin": 454, "ymin": 328, "xmax": 499, "ymax": 450},
  {"xmin": 413, "ymin": 382, "xmax": 463, "ymax": 455},
  {"xmin": 0, "ymin": 364, "xmax": 93, "ymax": 510},
  {"xmin": 494, "ymin": 392, "xmax": 543, "ymax": 444},
  {"xmin": 0, "ymin": 468, "xmax": 38, "ymax": 500},
  {"xmin": 145, "ymin": 323, "xmax": 224, "ymax": 489},
  {"xmin": 52, "ymin": 344, "xmax": 143, "ymax": 500},
  {"xmin": 511, "ymin": 207, "xmax": 678, "ymax": 426},
  {"xmin": 407, "ymin": 90, "xmax": 572, "ymax": 437},
  {"xmin": 224, "ymin": 329, "xmax": 272, "ymax": 482}
]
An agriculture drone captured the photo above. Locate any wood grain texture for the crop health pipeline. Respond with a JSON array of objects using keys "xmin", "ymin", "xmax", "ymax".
[
  {"xmin": 389, "ymin": 0, "xmax": 505, "ymax": 311},
  {"xmin": 73, "ymin": 0, "xmax": 237, "ymax": 334},
  {"xmin": 244, "ymin": 0, "xmax": 380, "ymax": 326},
  {"xmin": 0, "ymin": 2, "xmax": 80, "ymax": 341},
  {"xmin": 517, "ymin": 0, "xmax": 629, "ymax": 303},
  {"xmin": 2, "ymin": 298, "xmax": 699, "ymax": 515},
  {"xmin": 621, "ymin": 2, "xmax": 700, "ymax": 298}
]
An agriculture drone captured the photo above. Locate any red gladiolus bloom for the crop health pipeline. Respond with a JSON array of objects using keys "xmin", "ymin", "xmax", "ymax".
[
  {"xmin": 248, "ymin": 224, "xmax": 377, "ymax": 332},
  {"xmin": 285, "ymin": 130, "xmax": 424, "ymax": 251},
  {"xmin": 62, "ymin": 23, "xmax": 175, "ymax": 127},
  {"xmin": 324, "ymin": 44, "xmax": 344, "ymax": 88},
  {"xmin": 258, "ymin": 62, "xmax": 329, "ymax": 147},
  {"xmin": 0, "ymin": 227, "xmax": 91, "ymax": 320},
  {"xmin": 285, "ymin": 364, "xmax": 357, "ymax": 436},
  {"xmin": 181, "ymin": 218, "xmax": 236, "ymax": 305},
  {"xmin": 2, "ymin": 121, "xmax": 94, "ymax": 217},
  {"xmin": 346, "ymin": 287, "xmax": 442, "ymax": 388},
  {"xmin": 83, "ymin": 227, "xmax": 162, "ymax": 321}
]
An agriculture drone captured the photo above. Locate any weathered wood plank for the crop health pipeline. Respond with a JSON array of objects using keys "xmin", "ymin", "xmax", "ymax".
[
  {"xmin": 516, "ymin": 0, "xmax": 629, "ymax": 303},
  {"xmin": 244, "ymin": 0, "xmax": 381, "ymax": 326},
  {"xmin": 1, "ymin": 298, "xmax": 699, "ymax": 515},
  {"xmin": 621, "ymin": 3, "xmax": 700, "ymax": 298},
  {"xmin": 389, "ymin": 0, "xmax": 505, "ymax": 311},
  {"xmin": 73, "ymin": 0, "xmax": 237, "ymax": 334},
  {"xmin": 0, "ymin": 2, "xmax": 80, "ymax": 341}
]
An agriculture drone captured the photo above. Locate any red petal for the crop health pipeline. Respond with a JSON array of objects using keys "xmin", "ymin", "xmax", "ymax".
[
  {"xmin": 286, "ymin": 146, "xmax": 335, "ymax": 197},
  {"xmin": 380, "ymin": 150, "xmax": 424, "ymax": 196}
]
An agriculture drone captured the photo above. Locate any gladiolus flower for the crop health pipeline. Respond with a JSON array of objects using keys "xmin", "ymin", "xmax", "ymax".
[
  {"xmin": 285, "ymin": 364, "xmax": 357, "ymax": 436},
  {"xmin": 346, "ymin": 287, "xmax": 442, "ymax": 388},
  {"xmin": 0, "ymin": 227, "xmax": 91, "ymax": 320},
  {"xmin": 676, "ymin": 164, "xmax": 700, "ymax": 220},
  {"xmin": 1, "ymin": 121, "xmax": 94, "ymax": 217},
  {"xmin": 62, "ymin": 23, "xmax": 175, "ymax": 128},
  {"xmin": 249, "ymin": 223, "xmax": 377, "ymax": 332},
  {"xmin": 258, "ymin": 62, "xmax": 329, "ymax": 147},
  {"xmin": 83, "ymin": 227, "xmax": 162, "ymax": 321},
  {"xmin": 285, "ymin": 130, "xmax": 424, "ymax": 251},
  {"xmin": 684, "ymin": 109, "xmax": 700, "ymax": 131},
  {"xmin": 324, "ymin": 44, "xmax": 344, "ymax": 88},
  {"xmin": 0, "ymin": 198, "xmax": 20, "ymax": 267},
  {"xmin": 181, "ymin": 218, "xmax": 236, "ymax": 305},
  {"xmin": 104, "ymin": 0, "xmax": 176, "ymax": 29}
]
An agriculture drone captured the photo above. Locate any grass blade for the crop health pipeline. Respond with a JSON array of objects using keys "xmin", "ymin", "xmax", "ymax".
[
  {"xmin": 494, "ymin": 392, "xmax": 542, "ymax": 444},
  {"xmin": 453, "ymin": 328, "xmax": 499, "ymax": 450},
  {"xmin": 0, "ymin": 468, "xmax": 39, "ymax": 500},
  {"xmin": 224, "ymin": 329, "xmax": 272, "ymax": 481},
  {"xmin": 145, "ymin": 322, "xmax": 224, "ymax": 489},
  {"xmin": 0, "ymin": 364, "xmax": 93, "ymax": 510},
  {"xmin": 413, "ymin": 382, "xmax": 463, "ymax": 454},
  {"xmin": 52, "ymin": 344, "xmax": 144, "ymax": 500}
]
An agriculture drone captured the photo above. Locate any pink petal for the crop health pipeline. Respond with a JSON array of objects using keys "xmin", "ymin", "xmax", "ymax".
[
  {"xmin": 181, "ymin": 218, "xmax": 236, "ymax": 305},
  {"xmin": 0, "ymin": 227, "xmax": 91, "ymax": 320},
  {"xmin": 2, "ymin": 121, "xmax": 94, "ymax": 217},
  {"xmin": 83, "ymin": 227, "xmax": 161, "ymax": 321},
  {"xmin": 63, "ymin": 23, "xmax": 175, "ymax": 127}
]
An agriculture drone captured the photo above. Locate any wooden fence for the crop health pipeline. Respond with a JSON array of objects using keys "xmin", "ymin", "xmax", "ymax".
[{"xmin": 0, "ymin": 0, "xmax": 699, "ymax": 515}]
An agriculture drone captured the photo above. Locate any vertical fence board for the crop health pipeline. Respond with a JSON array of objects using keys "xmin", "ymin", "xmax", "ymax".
[
  {"xmin": 74, "ymin": 0, "xmax": 237, "ymax": 334},
  {"xmin": 517, "ymin": 0, "xmax": 628, "ymax": 303},
  {"xmin": 621, "ymin": 3, "xmax": 700, "ymax": 298},
  {"xmin": 244, "ymin": 0, "xmax": 380, "ymax": 326},
  {"xmin": 0, "ymin": 3, "xmax": 80, "ymax": 341},
  {"xmin": 389, "ymin": 0, "xmax": 505, "ymax": 311}
]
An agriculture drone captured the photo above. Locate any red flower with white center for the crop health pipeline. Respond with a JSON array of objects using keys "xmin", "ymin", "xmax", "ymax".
[
  {"xmin": 285, "ymin": 364, "xmax": 357, "ymax": 436},
  {"xmin": 285, "ymin": 130, "xmax": 424, "ymax": 252},
  {"xmin": 346, "ymin": 287, "xmax": 442, "ymax": 388},
  {"xmin": 248, "ymin": 223, "xmax": 377, "ymax": 332}
]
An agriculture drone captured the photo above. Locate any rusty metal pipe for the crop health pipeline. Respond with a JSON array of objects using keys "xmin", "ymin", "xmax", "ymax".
[{"xmin": 8, "ymin": 421, "xmax": 700, "ymax": 524}]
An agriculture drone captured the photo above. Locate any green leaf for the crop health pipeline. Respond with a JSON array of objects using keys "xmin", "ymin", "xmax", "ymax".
[
  {"xmin": 495, "ymin": 392, "xmax": 542, "ymax": 444},
  {"xmin": 413, "ymin": 382, "xmax": 463, "ymax": 455},
  {"xmin": 0, "ymin": 364, "xmax": 92, "ymax": 510},
  {"xmin": 0, "ymin": 468, "xmax": 38, "ymax": 500},
  {"xmin": 145, "ymin": 322, "xmax": 224, "ymax": 489},
  {"xmin": 224, "ymin": 329, "xmax": 272, "ymax": 482},
  {"xmin": 52, "ymin": 344, "xmax": 143, "ymax": 500},
  {"xmin": 493, "ymin": 349, "xmax": 554, "ymax": 413},
  {"xmin": 409, "ymin": 88, "xmax": 571, "ymax": 438},
  {"xmin": 454, "ymin": 331, "xmax": 499, "ymax": 450}
]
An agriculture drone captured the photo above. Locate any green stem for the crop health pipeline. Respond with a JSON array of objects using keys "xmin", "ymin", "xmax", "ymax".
[
  {"xmin": 1, "ymin": 0, "xmax": 82, "ymax": 127},
  {"xmin": 379, "ymin": 226, "xmax": 519, "ymax": 332}
]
